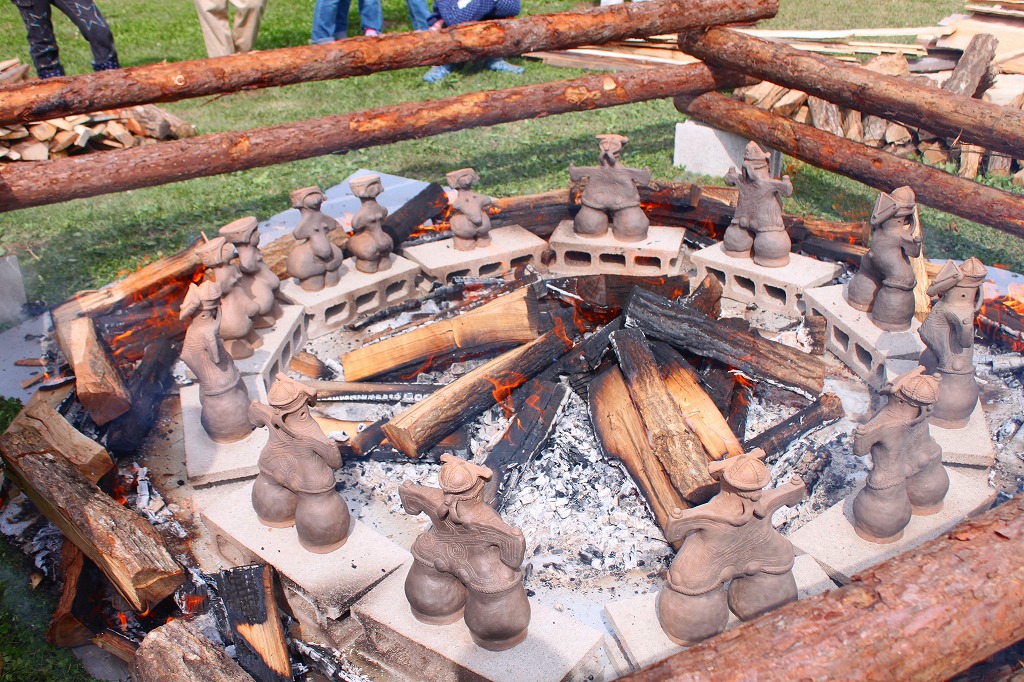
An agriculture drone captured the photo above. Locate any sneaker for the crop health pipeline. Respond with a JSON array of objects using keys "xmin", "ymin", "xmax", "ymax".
[
  {"xmin": 423, "ymin": 64, "xmax": 453, "ymax": 82},
  {"xmin": 364, "ymin": 28, "xmax": 380, "ymax": 37},
  {"xmin": 486, "ymin": 58, "xmax": 524, "ymax": 74}
]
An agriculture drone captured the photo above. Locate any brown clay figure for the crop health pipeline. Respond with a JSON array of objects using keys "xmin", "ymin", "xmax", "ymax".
[
  {"xmin": 399, "ymin": 454, "xmax": 530, "ymax": 651},
  {"xmin": 249, "ymin": 373, "xmax": 351, "ymax": 554},
  {"xmin": 845, "ymin": 186, "xmax": 921, "ymax": 331},
  {"xmin": 179, "ymin": 280, "xmax": 254, "ymax": 443},
  {"xmin": 286, "ymin": 186, "xmax": 345, "ymax": 291},
  {"xmin": 919, "ymin": 258, "xmax": 988, "ymax": 428},
  {"xmin": 569, "ymin": 134, "xmax": 652, "ymax": 241},
  {"xmin": 657, "ymin": 449, "xmax": 805, "ymax": 647},
  {"xmin": 196, "ymin": 237, "xmax": 260, "ymax": 360},
  {"xmin": 219, "ymin": 216, "xmax": 283, "ymax": 329},
  {"xmin": 348, "ymin": 174, "xmax": 394, "ymax": 273},
  {"xmin": 447, "ymin": 168, "xmax": 493, "ymax": 251},
  {"xmin": 852, "ymin": 367, "xmax": 948, "ymax": 544},
  {"xmin": 722, "ymin": 142, "xmax": 794, "ymax": 267}
]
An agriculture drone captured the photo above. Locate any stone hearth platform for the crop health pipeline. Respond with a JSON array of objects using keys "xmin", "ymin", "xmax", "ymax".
[
  {"xmin": 691, "ymin": 243, "xmax": 840, "ymax": 317},
  {"xmin": 401, "ymin": 225, "xmax": 547, "ymax": 284},
  {"xmin": 233, "ymin": 304, "xmax": 306, "ymax": 393},
  {"xmin": 803, "ymin": 284, "xmax": 925, "ymax": 388},
  {"xmin": 789, "ymin": 467, "xmax": 996, "ymax": 584},
  {"xmin": 182, "ymin": 376, "xmax": 267, "ymax": 486},
  {"xmin": 202, "ymin": 481, "xmax": 410, "ymax": 627},
  {"xmin": 353, "ymin": 562, "xmax": 606, "ymax": 682},
  {"xmin": 602, "ymin": 554, "xmax": 834, "ymax": 671},
  {"xmin": 932, "ymin": 401, "xmax": 995, "ymax": 468},
  {"xmin": 280, "ymin": 255, "xmax": 420, "ymax": 339},
  {"xmin": 547, "ymin": 221, "xmax": 685, "ymax": 277}
]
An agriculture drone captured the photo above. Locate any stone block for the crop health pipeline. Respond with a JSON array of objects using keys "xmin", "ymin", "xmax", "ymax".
[
  {"xmin": 0, "ymin": 314, "xmax": 49, "ymax": 402},
  {"xmin": 400, "ymin": 225, "xmax": 547, "ymax": 284},
  {"xmin": 182, "ymin": 376, "xmax": 268, "ymax": 486},
  {"xmin": 202, "ymin": 481, "xmax": 410, "ymax": 623},
  {"xmin": 603, "ymin": 554, "xmax": 834, "ymax": 671},
  {"xmin": 279, "ymin": 255, "xmax": 420, "ymax": 339},
  {"xmin": 790, "ymin": 467, "xmax": 996, "ymax": 584},
  {"xmin": 233, "ymin": 304, "xmax": 307, "ymax": 393},
  {"xmin": 691, "ymin": 243, "xmax": 840, "ymax": 317},
  {"xmin": 804, "ymin": 284, "xmax": 925, "ymax": 388},
  {"xmin": 0, "ymin": 256, "xmax": 27, "ymax": 326},
  {"xmin": 547, "ymin": 221, "xmax": 685, "ymax": 277},
  {"xmin": 932, "ymin": 400, "xmax": 995, "ymax": 468},
  {"xmin": 673, "ymin": 121, "xmax": 749, "ymax": 177},
  {"xmin": 353, "ymin": 563, "xmax": 606, "ymax": 682}
]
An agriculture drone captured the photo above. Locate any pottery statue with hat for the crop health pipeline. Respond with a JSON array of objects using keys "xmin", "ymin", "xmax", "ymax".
[
  {"xmin": 569, "ymin": 133, "xmax": 652, "ymax": 241},
  {"xmin": 286, "ymin": 186, "xmax": 345, "ymax": 291},
  {"xmin": 196, "ymin": 236, "xmax": 261, "ymax": 359},
  {"xmin": 219, "ymin": 215, "xmax": 282, "ymax": 328},
  {"xmin": 722, "ymin": 141, "xmax": 794, "ymax": 267},
  {"xmin": 248, "ymin": 373, "xmax": 351, "ymax": 553},
  {"xmin": 398, "ymin": 454, "xmax": 531, "ymax": 651},
  {"xmin": 446, "ymin": 168, "xmax": 494, "ymax": 251},
  {"xmin": 852, "ymin": 366, "xmax": 948, "ymax": 544},
  {"xmin": 657, "ymin": 448, "xmax": 807, "ymax": 646},
  {"xmin": 348, "ymin": 174, "xmax": 394, "ymax": 273}
]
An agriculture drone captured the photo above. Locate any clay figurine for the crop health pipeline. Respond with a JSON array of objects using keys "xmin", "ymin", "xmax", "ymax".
[
  {"xmin": 399, "ymin": 454, "xmax": 530, "ymax": 651},
  {"xmin": 852, "ymin": 366, "xmax": 948, "ymax": 544},
  {"xmin": 657, "ymin": 449, "xmax": 806, "ymax": 646},
  {"xmin": 918, "ymin": 257, "xmax": 988, "ymax": 428},
  {"xmin": 196, "ymin": 237, "xmax": 260, "ymax": 360},
  {"xmin": 569, "ymin": 134, "xmax": 652, "ymax": 241},
  {"xmin": 286, "ymin": 186, "xmax": 345, "ymax": 291},
  {"xmin": 447, "ymin": 168, "xmax": 493, "ymax": 251},
  {"xmin": 723, "ymin": 142, "xmax": 794, "ymax": 268},
  {"xmin": 178, "ymin": 280, "xmax": 254, "ymax": 443},
  {"xmin": 348, "ymin": 174, "xmax": 394, "ymax": 273},
  {"xmin": 219, "ymin": 216, "xmax": 283, "ymax": 329},
  {"xmin": 249, "ymin": 373, "xmax": 351, "ymax": 553},
  {"xmin": 846, "ymin": 186, "xmax": 921, "ymax": 331}
]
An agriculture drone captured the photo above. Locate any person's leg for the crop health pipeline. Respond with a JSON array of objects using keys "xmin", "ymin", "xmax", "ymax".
[
  {"xmin": 490, "ymin": 0, "xmax": 518, "ymax": 18},
  {"xmin": 12, "ymin": 0, "xmax": 64, "ymax": 77},
  {"xmin": 405, "ymin": 0, "xmax": 429, "ymax": 31},
  {"xmin": 229, "ymin": 0, "xmax": 265, "ymax": 53},
  {"xmin": 311, "ymin": 0, "xmax": 343, "ymax": 42},
  {"xmin": 193, "ymin": 0, "xmax": 234, "ymax": 57},
  {"xmin": 51, "ymin": 0, "xmax": 119, "ymax": 70},
  {"xmin": 356, "ymin": 0, "xmax": 383, "ymax": 34}
]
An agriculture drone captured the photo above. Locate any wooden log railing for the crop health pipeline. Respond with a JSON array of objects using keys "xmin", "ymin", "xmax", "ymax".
[
  {"xmin": 0, "ymin": 0, "xmax": 777, "ymax": 127},
  {"xmin": 0, "ymin": 65, "xmax": 753, "ymax": 212}
]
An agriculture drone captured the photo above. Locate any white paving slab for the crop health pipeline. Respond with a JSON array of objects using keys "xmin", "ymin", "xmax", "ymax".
[
  {"xmin": 932, "ymin": 400, "xmax": 995, "ymax": 468},
  {"xmin": 182, "ymin": 376, "xmax": 267, "ymax": 486}
]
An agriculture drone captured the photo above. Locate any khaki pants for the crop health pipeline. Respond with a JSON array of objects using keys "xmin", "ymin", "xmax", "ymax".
[{"xmin": 194, "ymin": 0, "xmax": 266, "ymax": 58}]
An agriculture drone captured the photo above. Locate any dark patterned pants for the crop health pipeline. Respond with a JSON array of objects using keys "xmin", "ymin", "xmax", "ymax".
[
  {"xmin": 11, "ymin": 0, "xmax": 119, "ymax": 78},
  {"xmin": 427, "ymin": 0, "xmax": 519, "ymax": 29}
]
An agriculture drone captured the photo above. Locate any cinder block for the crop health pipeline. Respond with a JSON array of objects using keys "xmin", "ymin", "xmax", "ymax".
[
  {"xmin": 547, "ymin": 221, "xmax": 685, "ymax": 277},
  {"xmin": 279, "ymin": 255, "xmax": 420, "ymax": 339},
  {"xmin": 673, "ymin": 121, "xmax": 749, "ymax": 177},
  {"xmin": 603, "ymin": 554, "xmax": 834, "ymax": 671},
  {"xmin": 691, "ymin": 243, "xmax": 840, "ymax": 317},
  {"xmin": 401, "ymin": 225, "xmax": 547, "ymax": 284},
  {"xmin": 932, "ymin": 401, "xmax": 995, "ymax": 468},
  {"xmin": 804, "ymin": 284, "xmax": 925, "ymax": 388},
  {"xmin": 0, "ymin": 256, "xmax": 27, "ymax": 326},
  {"xmin": 353, "ymin": 562, "xmax": 606, "ymax": 682},
  {"xmin": 182, "ymin": 377, "xmax": 268, "ymax": 486},
  {"xmin": 790, "ymin": 467, "xmax": 996, "ymax": 584},
  {"xmin": 202, "ymin": 481, "xmax": 410, "ymax": 623},
  {"xmin": 233, "ymin": 304, "xmax": 307, "ymax": 393}
]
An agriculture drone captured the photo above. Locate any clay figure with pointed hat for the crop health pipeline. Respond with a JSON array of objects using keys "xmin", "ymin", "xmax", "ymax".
[
  {"xmin": 447, "ymin": 168, "xmax": 494, "ymax": 251},
  {"xmin": 219, "ymin": 216, "xmax": 283, "ymax": 329},
  {"xmin": 569, "ymin": 134, "xmax": 652, "ymax": 241},
  {"xmin": 178, "ymin": 280, "xmax": 254, "ymax": 443},
  {"xmin": 918, "ymin": 257, "xmax": 988, "ymax": 428},
  {"xmin": 399, "ymin": 454, "xmax": 531, "ymax": 651},
  {"xmin": 846, "ymin": 186, "xmax": 922, "ymax": 331},
  {"xmin": 657, "ymin": 449, "xmax": 806, "ymax": 646},
  {"xmin": 196, "ymin": 236, "xmax": 261, "ymax": 359},
  {"xmin": 348, "ymin": 174, "xmax": 394, "ymax": 273},
  {"xmin": 249, "ymin": 373, "xmax": 351, "ymax": 553},
  {"xmin": 852, "ymin": 366, "xmax": 948, "ymax": 544},
  {"xmin": 722, "ymin": 141, "xmax": 794, "ymax": 267},
  {"xmin": 286, "ymin": 186, "xmax": 345, "ymax": 291}
]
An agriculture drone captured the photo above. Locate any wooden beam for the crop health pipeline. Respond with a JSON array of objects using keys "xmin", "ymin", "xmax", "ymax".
[
  {"xmin": 0, "ymin": 65, "xmax": 753, "ymax": 212},
  {"xmin": 622, "ymin": 493, "xmax": 1024, "ymax": 682}
]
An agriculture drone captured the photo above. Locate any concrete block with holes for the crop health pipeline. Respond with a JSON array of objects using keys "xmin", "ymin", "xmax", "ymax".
[
  {"xmin": 546, "ymin": 220, "xmax": 686, "ymax": 277},
  {"xmin": 400, "ymin": 225, "xmax": 547, "ymax": 284},
  {"xmin": 279, "ymin": 255, "xmax": 420, "ymax": 339},
  {"xmin": 691, "ymin": 243, "xmax": 840, "ymax": 317},
  {"xmin": 182, "ymin": 376, "xmax": 268, "ymax": 486},
  {"xmin": 803, "ymin": 283, "xmax": 925, "ymax": 389},
  {"xmin": 232, "ymin": 304, "xmax": 307, "ymax": 393}
]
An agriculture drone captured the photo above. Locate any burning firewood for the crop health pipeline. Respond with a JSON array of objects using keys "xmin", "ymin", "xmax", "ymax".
[
  {"xmin": 288, "ymin": 350, "xmax": 332, "ymax": 379},
  {"xmin": 132, "ymin": 618, "xmax": 254, "ymax": 682},
  {"xmin": 55, "ymin": 316, "xmax": 132, "ymax": 425},
  {"xmin": 217, "ymin": 564, "xmax": 291, "ymax": 682},
  {"xmin": 46, "ymin": 540, "xmax": 94, "ymax": 648},
  {"xmin": 105, "ymin": 339, "xmax": 178, "ymax": 456},
  {"xmin": 744, "ymin": 392, "xmax": 845, "ymax": 458},
  {"xmin": 11, "ymin": 400, "xmax": 113, "ymax": 484}
]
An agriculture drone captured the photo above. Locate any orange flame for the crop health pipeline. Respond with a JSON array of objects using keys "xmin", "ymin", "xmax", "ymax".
[{"xmin": 488, "ymin": 372, "xmax": 528, "ymax": 418}]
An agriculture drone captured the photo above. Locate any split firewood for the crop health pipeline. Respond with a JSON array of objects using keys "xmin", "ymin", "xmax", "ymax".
[
  {"xmin": 10, "ymin": 400, "xmax": 113, "ymax": 483},
  {"xmin": 861, "ymin": 115, "xmax": 888, "ymax": 148},
  {"xmin": 942, "ymin": 33, "xmax": 999, "ymax": 98},
  {"xmin": 682, "ymin": 273, "xmax": 722, "ymax": 319},
  {"xmin": 841, "ymin": 108, "xmax": 863, "ymax": 142},
  {"xmin": 94, "ymin": 631, "xmax": 139, "ymax": 663},
  {"xmin": 884, "ymin": 122, "xmax": 913, "ymax": 145},
  {"xmin": 910, "ymin": 206, "xmax": 931, "ymax": 322},
  {"xmin": 918, "ymin": 140, "xmax": 950, "ymax": 166},
  {"xmin": 304, "ymin": 380, "xmax": 442, "ymax": 404},
  {"xmin": 382, "ymin": 181, "xmax": 448, "ymax": 245},
  {"xmin": 744, "ymin": 392, "xmax": 844, "ymax": 458},
  {"xmin": 986, "ymin": 151, "xmax": 1013, "ymax": 177},
  {"xmin": 46, "ymin": 540, "xmax": 94, "ymax": 648},
  {"xmin": 771, "ymin": 88, "xmax": 808, "ymax": 118},
  {"xmin": 55, "ymin": 316, "xmax": 132, "ymax": 425},
  {"xmin": 11, "ymin": 139, "xmax": 48, "ymax": 161},
  {"xmin": 807, "ymin": 96, "xmax": 844, "ymax": 137},
  {"xmin": 958, "ymin": 143, "xmax": 984, "ymax": 179},
  {"xmin": 132, "ymin": 619, "xmax": 254, "ymax": 682},
  {"xmin": 289, "ymin": 350, "xmax": 331, "ymax": 379},
  {"xmin": 804, "ymin": 312, "xmax": 827, "ymax": 355},
  {"xmin": 217, "ymin": 564, "xmax": 291, "ymax": 682},
  {"xmin": 14, "ymin": 357, "xmax": 47, "ymax": 367}
]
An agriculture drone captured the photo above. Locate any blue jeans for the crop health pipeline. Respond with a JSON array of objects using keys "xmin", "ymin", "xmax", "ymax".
[
  {"xmin": 311, "ymin": 0, "xmax": 382, "ymax": 41},
  {"xmin": 406, "ymin": 0, "xmax": 429, "ymax": 31}
]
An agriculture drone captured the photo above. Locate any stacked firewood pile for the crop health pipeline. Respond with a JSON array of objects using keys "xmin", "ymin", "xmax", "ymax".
[
  {"xmin": 0, "ymin": 103, "xmax": 195, "ymax": 162},
  {"xmin": 0, "ymin": 57, "xmax": 31, "ymax": 84}
]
